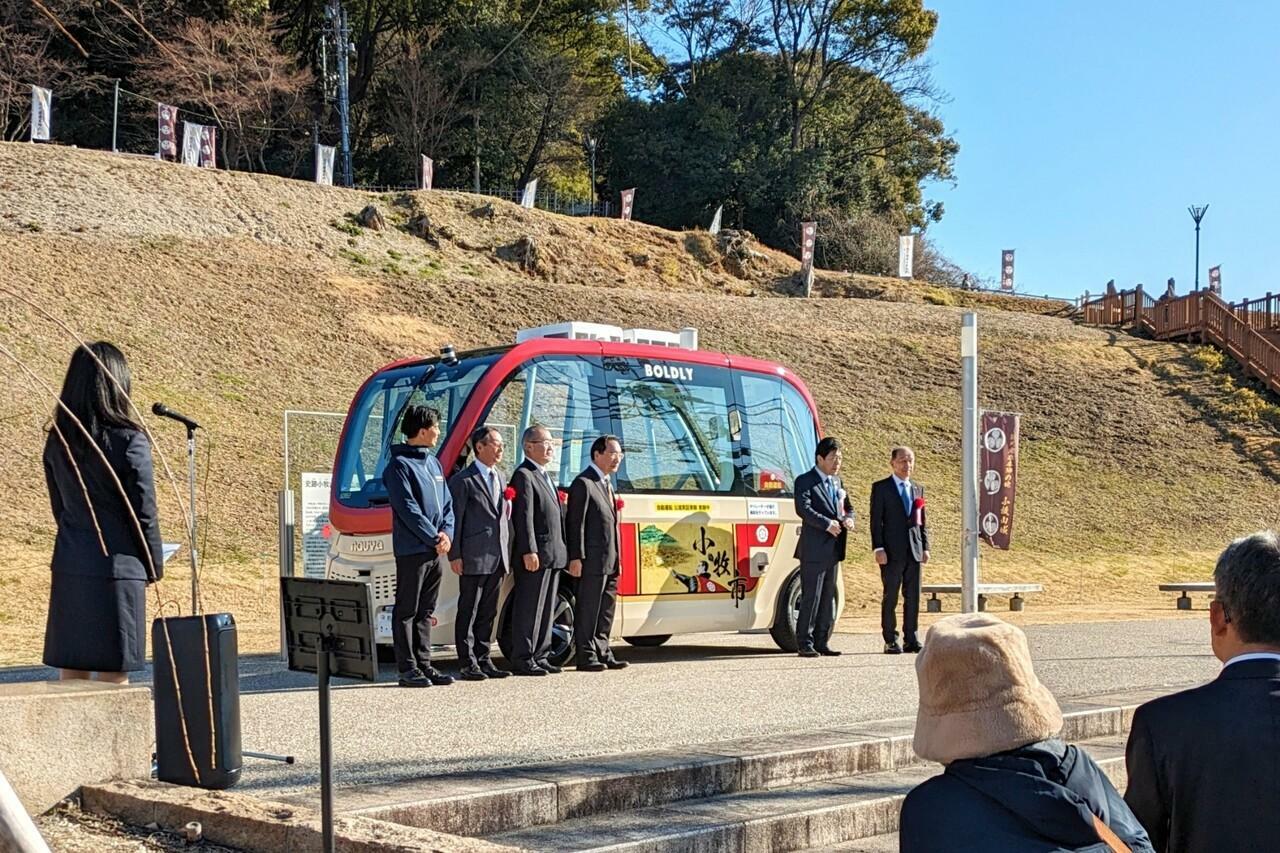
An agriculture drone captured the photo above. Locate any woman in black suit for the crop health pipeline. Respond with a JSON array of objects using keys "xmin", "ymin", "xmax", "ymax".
[{"xmin": 43, "ymin": 342, "xmax": 164, "ymax": 683}]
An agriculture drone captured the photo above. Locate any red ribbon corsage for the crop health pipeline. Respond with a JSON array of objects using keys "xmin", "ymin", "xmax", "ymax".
[
  {"xmin": 557, "ymin": 489, "xmax": 569, "ymax": 505},
  {"xmin": 503, "ymin": 485, "xmax": 516, "ymax": 501},
  {"xmin": 615, "ymin": 498, "xmax": 625, "ymax": 511},
  {"xmin": 913, "ymin": 497, "xmax": 925, "ymax": 510},
  {"xmin": 912, "ymin": 497, "xmax": 925, "ymax": 526}
]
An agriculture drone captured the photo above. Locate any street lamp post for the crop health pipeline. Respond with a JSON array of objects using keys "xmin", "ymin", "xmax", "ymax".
[
  {"xmin": 587, "ymin": 136, "xmax": 597, "ymax": 215},
  {"xmin": 1188, "ymin": 204, "xmax": 1208, "ymax": 290}
]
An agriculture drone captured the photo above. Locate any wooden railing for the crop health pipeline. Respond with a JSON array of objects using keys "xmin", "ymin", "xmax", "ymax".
[{"xmin": 1079, "ymin": 286, "xmax": 1280, "ymax": 395}]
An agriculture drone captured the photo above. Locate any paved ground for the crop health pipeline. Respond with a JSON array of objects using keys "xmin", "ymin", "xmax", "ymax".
[{"xmin": 1, "ymin": 619, "xmax": 1216, "ymax": 801}]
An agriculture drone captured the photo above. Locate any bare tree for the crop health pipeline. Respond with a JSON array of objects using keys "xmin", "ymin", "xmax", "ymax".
[
  {"xmin": 136, "ymin": 15, "xmax": 312, "ymax": 171},
  {"xmin": 766, "ymin": 0, "xmax": 937, "ymax": 149},
  {"xmin": 0, "ymin": 1, "xmax": 102, "ymax": 141},
  {"xmin": 653, "ymin": 0, "xmax": 761, "ymax": 86}
]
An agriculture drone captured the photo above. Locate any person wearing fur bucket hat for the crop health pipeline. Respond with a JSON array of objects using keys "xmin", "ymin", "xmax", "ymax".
[{"xmin": 899, "ymin": 613, "xmax": 1153, "ymax": 853}]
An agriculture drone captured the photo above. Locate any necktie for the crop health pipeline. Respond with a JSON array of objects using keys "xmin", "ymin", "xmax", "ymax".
[
  {"xmin": 605, "ymin": 476, "xmax": 616, "ymax": 512},
  {"xmin": 900, "ymin": 481, "xmax": 911, "ymax": 515},
  {"xmin": 827, "ymin": 478, "xmax": 837, "ymax": 510},
  {"xmin": 489, "ymin": 471, "xmax": 500, "ymax": 508}
]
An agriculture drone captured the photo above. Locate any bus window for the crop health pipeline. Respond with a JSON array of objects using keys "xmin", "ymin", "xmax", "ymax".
[
  {"xmin": 473, "ymin": 356, "xmax": 608, "ymax": 485},
  {"xmin": 610, "ymin": 359, "xmax": 738, "ymax": 494},
  {"xmin": 736, "ymin": 374, "xmax": 818, "ymax": 495}
]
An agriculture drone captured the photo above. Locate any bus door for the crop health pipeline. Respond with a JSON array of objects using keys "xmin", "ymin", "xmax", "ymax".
[{"xmin": 605, "ymin": 355, "xmax": 753, "ymax": 636}]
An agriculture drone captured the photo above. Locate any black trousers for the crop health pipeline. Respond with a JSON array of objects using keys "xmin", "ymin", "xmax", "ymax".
[
  {"xmin": 796, "ymin": 560, "xmax": 839, "ymax": 651},
  {"xmin": 392, "ymin": 552, "xmax": 444, "ymax": 675},
  {"xmin": 881, "ymin": 558, "xmax": 921, "ymax": 645},
  {"xmin": 512, "ymin": 564, "xmax": 560, "ymax": 669},
  {"xmin": 455, "ymin": 572, "xmax": 502, "ymax": 668},
  {"xmin": 574, "ymin": 571, "xmax": 618, "ymax": 664}
]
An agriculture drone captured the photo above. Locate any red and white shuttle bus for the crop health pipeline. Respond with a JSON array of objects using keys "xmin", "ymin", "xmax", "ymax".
[{"xmin": 326, "ymin": 322, "xmax": 838, "ymax": 664}]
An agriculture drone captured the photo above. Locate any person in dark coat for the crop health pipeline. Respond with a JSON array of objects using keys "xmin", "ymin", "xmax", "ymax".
[
  {"xmin": 43, "ymin": 342, "xmax": 164, "ymax": 683},
  {"xmin": 508, "ymin": 424, "xmax": 567, "ymax": 676},
  {"xmin": 869, "ymin": 445, "xmax": 929, "ymax": 654},
  {"xmin": 566, "ymin": 435, "xmax": 628, "ymax": 672},
  {"xmin": 448, "ymin": 425, "xmax": 512, "ymax": 681},
  {"xmin": 1124, "ymin": 531, "xmax": 1280, "ymax": 853},
  {"xmin": 792, "ymin": 436, "xmax": 855, "ymax": 657},
  {"xmin": 900, "ymin": 613, "xmax": 1152, "ymax": 853},
  {"xmin": 383, "ymin": 404, "xmax": 455, "ymax": 688}
]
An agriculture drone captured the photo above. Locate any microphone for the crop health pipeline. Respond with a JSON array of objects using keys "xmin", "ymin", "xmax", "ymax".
[{"xmin": 152, "ymin": 402, "xmax": 200, "ymax": 431}]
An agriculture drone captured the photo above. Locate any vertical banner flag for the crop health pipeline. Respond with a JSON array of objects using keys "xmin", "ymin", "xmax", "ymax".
[
  {"xmin": 1208, "ymin": 265, "xmax": 1222, "ymax": 294},
  {"xmin": 800, "ymin": 221, "xmax": 817, "ymax": 295},
  {"xmin": 1000, "ymin": 249, "xmax": 1016, "ymax": 291},
  {"xmin": 157, "ymin": 104, "xmax": 178, "ymax": 159},
  {"xmin": 520, "ymin": 178, "xmax": 538, "ymax": 209},
  {"xmin": 420, "ymin": 154, "xmax": 433, "ymax": 191},
  {"xmin": 978, "ymin": 411, "xmax": 1020, "ymax": 550},
  {"xmin": 31, "ymin": 86, "xmax": 52, "ymax": 141},
  {"xmin": 198, "ymin": 125, "xmax": 217, "ymax": 168},
  {"xmin": 181, "ymin": 121, "xmax": 201, "ymax": 166},
  {"xmin": 898, "ymin": 234, "xmax": 915, "ymax": 278},
  {"xmin": 620, "ymin": 187, "xmax": 636, "ymax": 221},
  {"xmin": 300, "ymin": 472, "xmax": 333, "ymax": 579},
  {"xmin": 709, "ymin": 204, "xmax": 723, "ymax": 236},
  {"xmin": 314, "ymin": 144, "xmax": 335, "ymax": 185}
]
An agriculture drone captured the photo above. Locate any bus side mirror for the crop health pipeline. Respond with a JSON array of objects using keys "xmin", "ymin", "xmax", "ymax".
[{"xmin": 728, "ymin": 409, "xmax": 742, "ymax": 441}]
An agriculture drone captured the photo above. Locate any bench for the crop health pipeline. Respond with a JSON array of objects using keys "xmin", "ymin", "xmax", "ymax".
[
  {"xmin": 1158, "ymin": 582, "xmax": 1215, "ymax": 610},
  {"xmin": 923, "ymin": 583, "xmax": 1044, "ymax": 613}
]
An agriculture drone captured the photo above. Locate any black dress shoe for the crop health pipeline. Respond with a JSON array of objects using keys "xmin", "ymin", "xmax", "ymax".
[
  {"xmin": 884, "ymin": 642, "xmax": 903, "ymax": 655},
  {"xmin": 422, "ymin": 667, "xmax": 454, "ymax": 686},
  {"xmin": 458, "ymin": 665, "xmax": 488, "ymax": 681},
  {"xmin": 816, "ymin": 648, "xmax": 843, "ymax": 657},
  {"xmin": 604, "ymin": 659, "xmax": 629, "ymax": 670},
  {"xmin": 798, "ymin": 648, "xmax": 820, "ymax": 658},
  {"xmin": 480, "ymin": 663, "xmax": 511, "ymax": 679},
  {"xmin": 397, "ymin": 669, "xmax": 431, "ymax": 688},
  {"xmin": 903, "ymin": 642, "xmax": 923, "ymax": 654},
  {"xmin": 536, "ymin": 662, "xmax": 562, "ymax": 674},
  {"xmin": 577, "ymin": 661, "xmax": 606, "ymax": 672},
  {"xmin": 512, "ymin": 666, "xmax": 546, "ymax": 676}
]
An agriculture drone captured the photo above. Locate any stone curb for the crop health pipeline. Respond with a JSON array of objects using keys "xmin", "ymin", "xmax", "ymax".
[
  {"xmin": 81, "ymin": 779, "xmax": 519, "ymax": 852},
  {"xmin": 322, "ymin": 690, "xmax": 1158, "ymax": 838}
]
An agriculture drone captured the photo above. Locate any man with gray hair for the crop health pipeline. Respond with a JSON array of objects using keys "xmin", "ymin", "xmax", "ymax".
[{"xmin": 1124, "ymin": 530, "xmax": 1280, "ymax": 852}]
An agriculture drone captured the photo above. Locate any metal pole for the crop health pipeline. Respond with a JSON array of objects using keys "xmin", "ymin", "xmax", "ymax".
[
  {"xmin": 111, "ymin": 79, "xmax": 120, "ymax": 153},
  {"xmin": 318, "ymin": 632, "xmax": 334, "ymax": 853},
  {"xmin": 960, "ymin": 313, "xmax": 980, "ymax": 613},
  {"xmin": 278, "ymin": 489, "xmax": 295, "ymax": 660},
  {"xmin": 187, "ymin": 428, "xmax": 200, "ymax": 615},
  {"xmin": 332, "ymin": 0, "xmax": 353, "ymax": 187},
  {"xmin": 590, "ymin": 147, "xmax": 596, "ymax": 214},
  {"xmin": 1194, "ymin": 222, "xmax": 1201, "ymax": 291}
]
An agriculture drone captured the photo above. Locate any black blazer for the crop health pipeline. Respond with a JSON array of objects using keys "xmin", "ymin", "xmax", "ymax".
[
  {"xmin": 446, "ymin": 461, "xmax": 510, "ymax": 575},
  {"xmin": 793, "ymin": 467, "xmax": 854, "ymax": 564},
  {"xmin": 43, "ymin": 426, "xmax": 164, "ymax": 582},
  {"xmin": 510, "ymin": 459, "xmax": 567, "ymax": 569},
  {"xmin": 1124, "ymin": 657, "xmax": 1280, "ymax": 853},
  {"xmin": 869, "ymin": 476, "xmax": 929, "ymax": 562},
  {"xmin": 566, "ymin": 466, "xmax": 620, "ymax": 576}
]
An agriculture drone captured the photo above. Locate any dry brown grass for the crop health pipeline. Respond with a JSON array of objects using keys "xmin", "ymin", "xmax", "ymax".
[{"xmin": 0, "ymin": 143, "xmax": 1276, "ymax": 666}]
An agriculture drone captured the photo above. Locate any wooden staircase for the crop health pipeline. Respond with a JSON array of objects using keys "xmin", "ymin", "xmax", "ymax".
[{"xmin": 1079, "ymin": 286, "xmax": 1280, "ymax": 395}]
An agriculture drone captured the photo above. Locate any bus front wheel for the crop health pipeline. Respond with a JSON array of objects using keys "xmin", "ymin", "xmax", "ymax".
[
  {"xmin": 623, "ymin": 634, "xmax": 671, "ymax": 647},
  {"xmin": 498, "ymin": 586, "xmax": 577, "ymax": 668},
  {"xmin": 769, "ymin": 570, "xmax": 804, "ymax": 652}
]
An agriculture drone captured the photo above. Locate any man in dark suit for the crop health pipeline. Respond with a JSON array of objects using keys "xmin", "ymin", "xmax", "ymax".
[
  {"xmin": 566, "ymin": 434, "xmax": 628, "ymax": 672},
  {"xmin": 1124, "ymin": 530, "xmax": 1280, "ymax": 853},
  {"xmin": 508, "ymin": 424, "xmax": 567, "ymax": 676},
  {"xmin": 793, "ymin": 436, "xmax": 856, "ymax": 658},
  {"xmin": 447, "ymin": 425, "xmax": 512, "ymax": 681},
  {"xmin": 383, "ymin": 405, "xmax": 455, "ymax": 688},
  {"xmin": 869, "ymin": 445, "xmax": 929, "ymax": 654}
]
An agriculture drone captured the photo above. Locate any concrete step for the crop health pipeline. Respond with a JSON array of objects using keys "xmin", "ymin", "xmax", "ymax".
[
  {"xmin": 484, "ymin": 736, "xmax": 1128, "ymax": 852},
  {"xmin": 302, "ymin": 688, "xmax": 1161, "ymax": 843}
]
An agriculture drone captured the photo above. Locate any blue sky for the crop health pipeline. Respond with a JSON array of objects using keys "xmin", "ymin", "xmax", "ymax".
[{"xmin": 923, "ymin": 0, "xmax": 1279, "ymax": 301}]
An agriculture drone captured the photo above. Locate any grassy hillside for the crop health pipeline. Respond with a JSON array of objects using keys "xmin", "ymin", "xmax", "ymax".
[{"xmin": 0, "ymin": 143, "xmax": 1276, "ymax": 664}]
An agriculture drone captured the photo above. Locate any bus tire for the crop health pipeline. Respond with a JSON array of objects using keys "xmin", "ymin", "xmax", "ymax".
[
  {"xmin": 623, "ymin": 634, "xmax": 671, "ymax": 647},
  {"xmin": 769, "ymin": 570, "xmax": 804, "ymax": 653},
  {"xmin": 498, "ymin": 585, "xmax": 578, "ymax": 668}
]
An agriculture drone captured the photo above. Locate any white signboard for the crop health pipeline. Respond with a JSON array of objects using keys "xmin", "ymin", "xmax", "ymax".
[
  {"xmin": 898, "ymin": 234, "xmax": 915, "ymax": 279},
  {"xmin": 520, "ymin": 178, "xmax": 538, "ymax": 209},
  {"xmin": 301, "ymin": 472, "xmax": 332, "ymax": 579},
  {"xmin": 747, "ymin": 500, "xmax": 780, "ymax": 520},
  {"xmin": 31, "ymin": 86, "xmax": 51, "ymax": 141},
  {"xmin": 315, "ymin": 144, "xmax": 335, "ymax": 185}
]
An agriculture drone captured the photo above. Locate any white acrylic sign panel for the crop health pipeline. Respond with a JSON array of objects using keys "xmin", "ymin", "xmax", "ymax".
[{"xmin": 301, "ymin": 472, "xmax": 333, "ymax": 579}]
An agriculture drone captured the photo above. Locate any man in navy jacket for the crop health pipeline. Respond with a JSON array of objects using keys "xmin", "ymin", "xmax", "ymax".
[
  {"xmin": 792, "ymin": 436, "xmax": 856, "ymax": 657},
  {"xmin": 383, "ymin": 404, "xmax": 455, "ymax": 687}
]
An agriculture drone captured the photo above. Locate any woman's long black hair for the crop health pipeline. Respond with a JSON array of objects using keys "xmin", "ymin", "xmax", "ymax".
[{"xmin": 52, "ymin": 342, "xmax": 142, "ymax": 453}]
